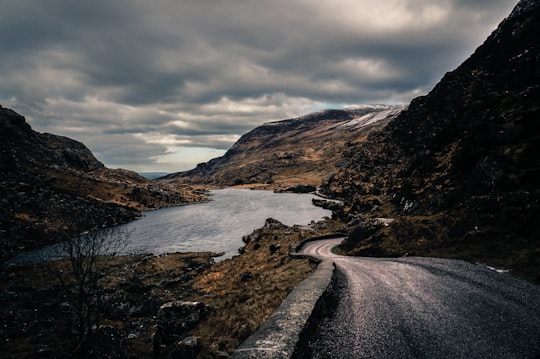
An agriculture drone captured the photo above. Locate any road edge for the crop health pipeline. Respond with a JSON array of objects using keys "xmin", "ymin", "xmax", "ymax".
[{"xmin": 230, "ymin": 234, "xmax": 345, "ymax": 358}]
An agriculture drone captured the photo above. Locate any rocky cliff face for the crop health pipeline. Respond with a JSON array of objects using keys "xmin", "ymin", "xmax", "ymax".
[
  {"xmin": 322, "ymin": 0, "xmax": 540, "ymax": 280},
  {"xmin": 0, "ymin": 106, "xmax": 206, "ymax": 261},
  {"xmin": 163, "ymin": 105, "xmax": 405, "ymax": 189}
]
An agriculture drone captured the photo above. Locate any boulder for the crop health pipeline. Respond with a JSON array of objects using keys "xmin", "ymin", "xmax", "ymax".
[
  {"xmin": 171, "ymin": 336, "xmax": 200, "ymax": 358},
  {"xmin": 157, "ymin": 301, "xmax": 207, "ymax": 331},
  {"xmin": 153, "ymin": 300, "xmax": 209, "ymax": 355}
]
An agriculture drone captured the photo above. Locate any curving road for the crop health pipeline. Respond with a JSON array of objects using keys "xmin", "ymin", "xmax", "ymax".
[{"xmin": 299, "ymin": 238, "xmax": 540, "ymax": 358}]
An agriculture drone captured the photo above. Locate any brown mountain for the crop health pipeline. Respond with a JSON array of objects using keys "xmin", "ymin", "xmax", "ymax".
[
  {"xmin": 321, "ymin": 0, "xmax": 540, "ymax": 280},
  {"xmin": 0, "ymin": 106, "xmax": 206, "ymax": 262},
  {"xmin": 162, "ymin": 105, "xmax": 405, "ymax": 190}
]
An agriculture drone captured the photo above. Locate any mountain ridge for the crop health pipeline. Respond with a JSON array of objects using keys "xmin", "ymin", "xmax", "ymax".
[
  {"xmin": 0, "ymin": 105, "xmax": 206, "ymax": 261},
  {"xmin": 162, "ymin": 104, "xmax": 405, "ymax": 189}
]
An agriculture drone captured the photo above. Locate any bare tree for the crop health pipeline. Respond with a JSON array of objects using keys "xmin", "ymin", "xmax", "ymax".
[{"xmin": 52, "ymin": 226, "xmax": 131, "ymax": 356}]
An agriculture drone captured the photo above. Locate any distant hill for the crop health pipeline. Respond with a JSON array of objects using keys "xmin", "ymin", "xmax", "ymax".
[
  {"xmin": 139, "ymin": 172, "xmax": 170, "ymax": 180},
  {"xmin": 0, "ymin": 106, "xmax": 206, "ymax": 261},
  {"xmin": 162, "ymin": 105, "xmax": 405, "ymax": 189},
  {"xmin": 321, "ymin": 0, "xmax": 540, "ymax": 280}
]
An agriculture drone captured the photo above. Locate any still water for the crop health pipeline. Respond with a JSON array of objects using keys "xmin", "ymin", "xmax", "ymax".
[
  {"xmin": 11, "ymin": 189, "xmax": 331, "ymax": 264},
  {"xmin": 118, "ymin": 188, "xmax": 330, "ymax": 259}
]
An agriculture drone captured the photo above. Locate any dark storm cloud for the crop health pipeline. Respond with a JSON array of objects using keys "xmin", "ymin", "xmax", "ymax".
[{"xmin": 0, "ymin": 0, "xmax": 519, "ymax": 171}]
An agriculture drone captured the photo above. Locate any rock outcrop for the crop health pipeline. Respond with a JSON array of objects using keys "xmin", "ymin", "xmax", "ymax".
[{"xmin": 153, "ymin": 301, "xmax": 210, "ymax": 357}]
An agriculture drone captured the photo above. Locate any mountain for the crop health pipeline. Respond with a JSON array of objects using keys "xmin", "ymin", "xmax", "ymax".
[
  {"xmin": 165, "ymin": 0, "xmax": 539, "ymax": 280},
  {"xmin": 0, "ymin": 106, "xmax": 206, "ymax": 262},
  {"xmin": 321, "ymin": 0, "xmax": 540, "ymax": 280},
  {"xmin": 162, "ymin": 105, "xmax": 405, "ymax": 189}
]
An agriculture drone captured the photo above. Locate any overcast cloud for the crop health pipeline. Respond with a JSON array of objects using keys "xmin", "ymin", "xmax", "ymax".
[{"xmin": 0, "ymin": 0, "xmax": 518, "ymax": 172}]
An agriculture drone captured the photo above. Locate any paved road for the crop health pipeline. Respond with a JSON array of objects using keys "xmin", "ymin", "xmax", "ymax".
[{"xmin": 299, "ymin": 238, "xmax": 540, "ymax": 358}]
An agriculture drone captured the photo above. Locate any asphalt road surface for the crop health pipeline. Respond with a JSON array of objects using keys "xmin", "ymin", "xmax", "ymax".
[{"xmin": 299, "ymin": 239, "xmax": 540, "ymax": 358}]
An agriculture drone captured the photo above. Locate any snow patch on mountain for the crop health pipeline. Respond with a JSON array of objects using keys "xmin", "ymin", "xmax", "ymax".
[{"xmin": 340, "ymin": 105, "xmax": 406, "ymax": 129}]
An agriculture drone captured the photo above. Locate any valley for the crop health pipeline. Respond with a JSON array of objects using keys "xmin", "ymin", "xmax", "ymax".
[{"xmin": 1, "ymin": 0, "xmax": 539, "ymax": 357}]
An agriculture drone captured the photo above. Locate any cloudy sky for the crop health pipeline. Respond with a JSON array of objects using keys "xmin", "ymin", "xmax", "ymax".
[{"xmin": 0, "ymin": 0, "xmax": 518, "ymax": 173}]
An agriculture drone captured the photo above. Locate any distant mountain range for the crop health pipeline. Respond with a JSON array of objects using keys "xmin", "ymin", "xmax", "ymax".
[{"xmin": 139, "ymin": 172, "xmax": 170, "ymax": 180}]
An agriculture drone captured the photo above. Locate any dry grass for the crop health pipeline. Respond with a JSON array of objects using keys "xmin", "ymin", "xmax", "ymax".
[
  {"xmin": 338, "ymin": 210, "xmax": 540, "ymax": 283},
  {"xmin": 1, "ymin": 218, "xmax": 344, "ymax": 358},
  {"xmin": 188, "ymin": 219, "xmax": 326, "ymax": 356}
]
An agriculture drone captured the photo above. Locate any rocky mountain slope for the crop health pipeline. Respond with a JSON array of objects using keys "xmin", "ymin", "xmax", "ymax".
[
  {"xmin": 162, "ymin": 105, "xmax": 404, "ymax": 189},
  {"xmin": 321, "ymin": 0, "xmax": 540, "ymax": 280},
  {"xmin": 0, "ymin": 106, "xmax": 206, "ymax": 262}
]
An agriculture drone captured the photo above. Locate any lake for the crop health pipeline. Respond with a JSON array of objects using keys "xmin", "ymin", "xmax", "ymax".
[
  {"xmin": 117, "ymin": 188, "xmax": 331, "ymax": 259},
  {"xmin": 10, "ymin": 188, "xmax": 331, "ymax": 264}
]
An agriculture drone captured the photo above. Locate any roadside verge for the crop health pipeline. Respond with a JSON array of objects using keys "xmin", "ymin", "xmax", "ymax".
[{"xmin": 230, "ymin": 234, "xmax": 345, "ymax": 358}]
